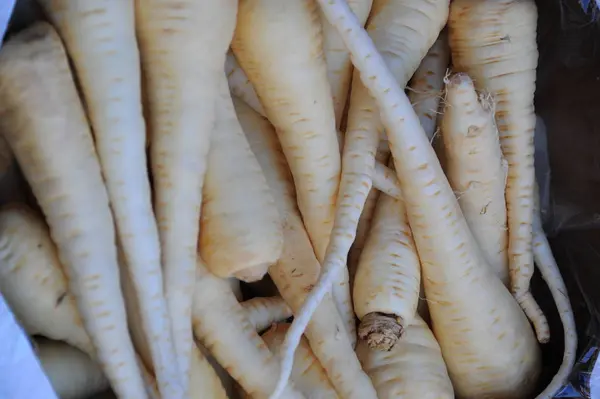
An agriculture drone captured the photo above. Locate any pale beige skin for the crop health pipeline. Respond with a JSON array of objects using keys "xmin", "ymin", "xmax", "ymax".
[
  {"xmin": 356, "ymin": 315, "xmax": 454, "ymax": 399},
  {"xmin": 231, "ymin": 1, "xmax": 346, "ymax": 338},
  {"xmin": 0, "ymin": 205, "xmax": 94, "ymax": 355},
  {"xmin": 135, "ymin": 0, "xmax": 238, "ymax": 388},
  {"xmin": 319, "ymin": 0, "xmax": 374, "ymax": 129},
  {"xmin": 36, "ymin": 1, "xmax": 181, "ymax": 395},
  {"xmin": 236, "ymin": 98, "xmax": 377, "ymax": 399},
  {"xmin": 0, "ymin": 24, "xmax": 146, "ymax": 399},
  {"xmin": 286, "ymin": 1, "xmax": 543, "ymax": 397},
  {"xmin": 316, "ymin": 0, "xmax": 450, "ymax": 354},
  {"xmin": 448, "ymin": 0, "xmax": 546, "ymax": 340},
  {"xmin": 407, "ymin": 36, "xmax": 449, "ymax": 323},
  {"xmin": 353, "ymin": 187, "xmax": 421, "ymax": 351},
  {"xmin": 440, "ymin": 73, "xmax": 511, "ymax": 287},
  {"xmin": 348, "ymin": 142, "xmax": 391, "ymax": 287},
  {"xmin": 0, "ymin": 205, "xmax": 158, "ymax": 398},
  {"xmin": 532, "ymin": 189, "xmax": 577, "ymax": 399},
  {"xmin": 192, "ymin": 260, "xmax": 305, "ymax": 399},
  {"xmin": 261, "ymin": 324, "xmax": 339, "ymax": 399},
  {"xmin": 118, "ymin": 247, "xmax": 228, "ymax": 399},
  {"xmin": 36, "ymin": 339, "xmax": 110, "ymax": 399},
  {"xmin": 200, "ymin": 76, "xmax": 283, "ymax": 283},
  {"xmin": 197, "ymin": 296, "xmax": 294, "ymax": 399},
  {"xmin": 241, "ymin": 297, "xmax": 293, "ymax": 333}
]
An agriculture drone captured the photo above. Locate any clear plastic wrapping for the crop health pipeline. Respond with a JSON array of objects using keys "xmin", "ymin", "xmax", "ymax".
[{"xmin": 540, "ymin": 0, "xmax": 600, "ymax": 396}]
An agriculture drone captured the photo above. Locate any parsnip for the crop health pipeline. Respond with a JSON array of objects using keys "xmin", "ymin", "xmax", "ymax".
[
  {"xmin": 232, "ymin": 2, "xmax": 344, "ymax": 328},
  {"xmin": 0, "ymin": 24, "xmax": 146, "ymax": 398},
  {"xmin": 199, "ymin": 75, "xmax": 283, "ymax": 282},
  {"xmin": 348, "ymin": 141, "xmax": 391, "ymax": 285},
  {"xmin": 316, "ymin": 0, "xmax": 450, "ymax": 353},
  {"xmin": 285, "ymin": 2, "xmax": 543, "ymax": 397},
  {"xmin": 242, "ymin": 297, "xmax": 293, "ymax": 333},
  {"xmin": 319, "ymin": 0, "xmax": 373, "ymax": 128},
  {"xmin": 118, "ymin": 246, "xmax": 229, "ymax": 399},
  {"xmin": 440, "ymin": 73, "xmax": 510, "ymax": 287},
  {"xmin": 192, "ymin": 260, "xmax": 305, "ymax": 399},
  {"xmin": 356, "ymin": 315, "xmax": 454, "ymax": 399},
  {"xmin": 0, "ymin": 205, "xmax": 93, "ymax": 355},
  {"xmin": 354, "ymin": 178, "xmax": 421, "ymax": 351},
  {"xmin": 135, "ymin": 0, "xmax": 238, "ymax": 389},
  {"xmin": 37, "ymin": 1, "xmax": 181, "ymax": 395},
  {"xmin": 262, "ymin": 324, "xmax": 339, "ymax": 399},
  {"xmin": 194, "ymin": 297, "xmax": 294, "ymax": 399},
  {"xmin": 237, "ymin": 98, "xmax": 377, "ymax": 399},
  {"xmin": 532, "ymin": 189, "xmax": 577, "ymax": 399},
  {"xmin": 448, "ymin": 0, "xmax": 547, "ymax": 341},
  {"xmin": 0, "ymin": 204, "xmax": 158, "ymax": 398},
  {"xmin": 372, "ymin": 161, "xmax": 402, "ymax": 199}
]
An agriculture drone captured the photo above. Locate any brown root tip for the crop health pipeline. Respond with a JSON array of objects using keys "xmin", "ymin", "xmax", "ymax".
[
  {"xmin": 358, "ymin": 312, "xmax": 403, "ymax": 351},
  {"xmin": 232, "ymin": 262, "xmax": 271, "ymax": 283}
]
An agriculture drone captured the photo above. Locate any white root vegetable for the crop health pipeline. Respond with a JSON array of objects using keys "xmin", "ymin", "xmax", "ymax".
[
  {"xmin": 0, "ymin": 24, "xmax": 146, "ymax": 398},
  {"xmin": 532, "ymin": 189, "xmax": 577, "ymax": 399},
  {"xmin": 36, "ymin": 339, "xmax": 110, "ymax": 399},
  {"xmin": 311, "ymin": 0, "xmax": 450, "ymax": 365},
  {"xmin": 448, "ymin": 0, "xmax": 547, "ymax": 341},
  {"xmin": 37, "ymin": 1, "xmax": 181, "ymax": 395},
  {"xmin": 118, "ymin": 247, "xmax": 228, "ymax": 399},
  {"xmin": 135, "ymin": 1, "xmax": 238, "ymax": 389},
  {"xmin": 319, "ymin": 0, "xmax": 373, "ymax": 128},
  {"xmin": 0, "ymin": 205, "xmax": 158, "ymax": 398},
  {"xmin": 199, "ymin": 75, "xmax": 283, "ymax": 282},
  {"xmin": 440, "ymin": 73, "xmax": 510, "ymax": 286},
  {"xmin": 241, "ymin": 297, "xmax": 293, "ymax": 333},
  {"xmin": 348, "ymin": 140, "xmax": 391, "ymax": 286},
  {"xmin": 356, "ymin": 315, "xmax": 454, "ymax": 399},
  {"xmin": 261, "ymin": 324, "xmax": 339, "ymax": 399},
  {"xmin": 192, "ymin": 260, "xmax": 305, "ymax": 399},
  {"xmin": 232, "ymin": 2, "xmax": 346, "ymax": 334},
  {"xmin": 281, "ymin": 2, "xmax": 542, "ymax": 398},
  {"xmin": 0, "ymin": 205, "xmax": 94, "ymax": 355},
  {"xmin": 237, "ymin": 97, "xmax": 377, "ymax": 399},
  {"xmin": 354, "ymin": 181, "xmax": 421, "ymax": 351},
  {"xmin": 135, "ymin": 0, "xmax": 237, "ymax": 392},
  {"xmin": 373, "ymin": 162, "xmax": 402, "ymax": 199}
]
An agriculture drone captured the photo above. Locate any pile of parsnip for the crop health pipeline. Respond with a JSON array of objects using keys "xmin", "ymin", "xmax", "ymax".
[{"xmin": 0, "ymin": 0, "xmax": 579, "ymax": 398}]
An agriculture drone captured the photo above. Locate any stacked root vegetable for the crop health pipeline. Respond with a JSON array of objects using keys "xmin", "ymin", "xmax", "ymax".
[{"xmin": 0, "ymin": 0, "xmax": 578, "ymax": 398}]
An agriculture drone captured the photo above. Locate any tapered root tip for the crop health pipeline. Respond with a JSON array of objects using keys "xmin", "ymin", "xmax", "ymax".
[
  {"xmin": 358, "ymin": 312, "xmax": 403, "ymax": 351},
  {"xmin": 232, "ymin": 262, "xmax": 271, "ymax": 283}
]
